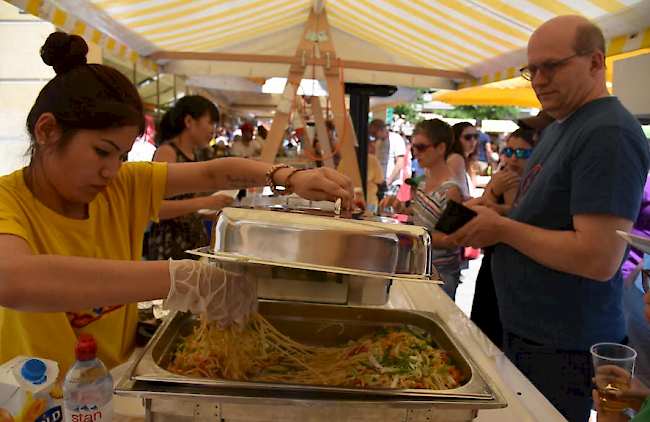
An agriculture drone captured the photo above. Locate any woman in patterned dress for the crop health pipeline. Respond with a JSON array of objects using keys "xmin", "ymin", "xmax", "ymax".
[{"xmin": 147, "ymin": 96, "xmax": 234, "ymax": 260}]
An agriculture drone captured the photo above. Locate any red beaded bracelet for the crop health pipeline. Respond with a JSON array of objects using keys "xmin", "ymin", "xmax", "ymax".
[{"xmin": 284, "ymin": 168, "xmax": 306, "ymax": 195}]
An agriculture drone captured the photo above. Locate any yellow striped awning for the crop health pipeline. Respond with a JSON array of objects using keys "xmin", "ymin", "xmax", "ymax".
[
  {"xmin": 4, "ymin": 0, "xmax": 650, "ymax": 89},
  {"xmin": 3, "ymin": 0, "xmax": 158, "ymax": 72}
]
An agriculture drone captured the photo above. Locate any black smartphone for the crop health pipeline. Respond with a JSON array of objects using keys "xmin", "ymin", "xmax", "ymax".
[{"xmin": 434, "ymin": 200, "xmax": 478, "ymax": 234}]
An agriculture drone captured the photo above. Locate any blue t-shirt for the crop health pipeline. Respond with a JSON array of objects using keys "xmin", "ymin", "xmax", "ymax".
[
  {"xmin": 477, "ymin": 131, "xmax": 490, "ymax": 162},
  {"xmin": 491, "ymin": 97, "xmax": 650, "ymax": 350}
]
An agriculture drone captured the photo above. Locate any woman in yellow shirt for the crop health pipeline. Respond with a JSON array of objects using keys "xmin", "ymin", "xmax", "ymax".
[{"xmin": 0, "ymin": 32, "xmax": 352, "ymax": 372}]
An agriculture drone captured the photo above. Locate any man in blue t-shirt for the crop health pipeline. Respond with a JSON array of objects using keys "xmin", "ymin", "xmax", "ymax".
[
  {"xmin": 475, "ymin": 120, "xmax": 493, "ymax": 175},
  {"xmin": 446, "ymin": 16, "xmax": 650, "ymax": 422}
]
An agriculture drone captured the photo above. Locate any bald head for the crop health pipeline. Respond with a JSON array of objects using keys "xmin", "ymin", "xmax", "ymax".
[
  {"xmin": 530, "ymin": 15, "xmax": 605, "ymax": 58},
  {"xmin": 526, "ymin": 15, "xmax": 609, "ymax": 120}
]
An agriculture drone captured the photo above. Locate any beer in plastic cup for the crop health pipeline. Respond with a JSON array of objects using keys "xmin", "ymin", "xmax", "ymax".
[{"xmin": 591, "ymin": 342, "xmax": 637, "ymax": 411}]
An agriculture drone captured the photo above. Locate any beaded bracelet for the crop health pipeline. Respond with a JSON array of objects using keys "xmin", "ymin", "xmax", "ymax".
[
  {"xmin": 265, "ymin": 164, "xmax": 291, "ymax": 195},
  {"xmin": 284, "ymin": 168, "xmax": 306, "ymax": 195}
]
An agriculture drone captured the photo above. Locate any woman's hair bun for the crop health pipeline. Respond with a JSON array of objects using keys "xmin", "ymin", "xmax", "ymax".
[{"xmin": 40, "ymin": 31, "xmax": 89, "ymax": 74}]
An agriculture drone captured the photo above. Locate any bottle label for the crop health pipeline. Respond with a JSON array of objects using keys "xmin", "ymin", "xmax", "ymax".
[
  {"xmin": 36, "ymin": 406, "xmax": 63, "ymax": 422},
  {"xmin": 64, "ymin": 401, "xmax": 113, "ymax": 422}
]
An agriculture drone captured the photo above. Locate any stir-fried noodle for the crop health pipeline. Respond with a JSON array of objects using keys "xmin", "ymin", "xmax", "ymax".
[{"xmin": 168, "ymin": 315, "xmax": 464, "ymax": 389}]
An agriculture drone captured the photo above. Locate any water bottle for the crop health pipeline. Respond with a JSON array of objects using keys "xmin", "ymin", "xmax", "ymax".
[{"xmin": 63, "ymin": 334, "xmax": 113, "ymax": 422}]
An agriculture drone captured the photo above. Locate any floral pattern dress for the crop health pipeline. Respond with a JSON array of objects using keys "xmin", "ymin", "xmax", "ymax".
[{"xmin": 147, "ymin": 143, "xmax": 208, "ymax": 260}]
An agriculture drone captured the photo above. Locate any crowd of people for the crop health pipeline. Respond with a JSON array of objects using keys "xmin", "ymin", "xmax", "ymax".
[{"xmin": 1, "ymin": 12, "xmax": 650, "ymax": 422}]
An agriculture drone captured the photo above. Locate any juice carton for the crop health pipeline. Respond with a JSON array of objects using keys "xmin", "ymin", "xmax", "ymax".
[{"xmin": 0, "ymin": 356, "xmax": 63, "ymax": 422}]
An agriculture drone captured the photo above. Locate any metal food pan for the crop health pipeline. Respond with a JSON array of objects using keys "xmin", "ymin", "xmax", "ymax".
[
  {"xmin": 200, "ymin": 207, "xmax": 438, "ymax": 283},
  {"xmin": 121, "ymin": 301, "xmax": 505, "ymax": 408}
]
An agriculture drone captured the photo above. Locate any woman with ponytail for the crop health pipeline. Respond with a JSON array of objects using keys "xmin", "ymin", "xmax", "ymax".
[
  {"xmin": 147, "ymin": 96, "xmax": 234, "ymax": 261},
  {"xmin": 0, "ymin": 32, "xmax": 352, "ymax": 372}
]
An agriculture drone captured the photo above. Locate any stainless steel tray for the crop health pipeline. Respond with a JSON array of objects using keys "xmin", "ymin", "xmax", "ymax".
[
  {"xmin": 192, "ymin": 207, "xmax": 438, "ymax": 284},
  {"xmin": 116, "ymin": 302, "xmax": 506, "ymax": 409}
]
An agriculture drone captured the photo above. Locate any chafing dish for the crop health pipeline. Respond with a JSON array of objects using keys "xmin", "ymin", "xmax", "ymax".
[
  {"xmin": 115, "ymin": 301, "xmax": 506, "ymax": 421},
  {"xmin": 192, "ymin": 207, "xmax": 437, "ymax": 284}
]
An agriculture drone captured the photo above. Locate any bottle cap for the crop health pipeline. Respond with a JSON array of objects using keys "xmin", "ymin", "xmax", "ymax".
[
  {"xmin": 21, "ymin": 359, "xmax": 48, "ymax": 385},
  {"xmin": 75, "ymin": 333, "xmax": 98, "ymax": 361},
  {"xmin": 353, "ymin": 187, "xmax": 363, "ymax": 194}
]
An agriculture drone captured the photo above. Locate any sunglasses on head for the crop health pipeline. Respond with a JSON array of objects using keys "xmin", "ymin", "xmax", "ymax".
[
  {"xmin": 503, "ymin": 147, "xmax": 532, "ymax": 159},
  {"xmin": 462, "ymin": 133, "xmax": 479, "ymax": 141},
  {"xmin": 412, "ymin": 143, "xmax": 433, "ymax": 152}
]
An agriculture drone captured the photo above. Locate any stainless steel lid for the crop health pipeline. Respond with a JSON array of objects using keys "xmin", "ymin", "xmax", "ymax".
[{"xmin": 189, "ymin": 207, "xmax": 439, "ymax": 283}]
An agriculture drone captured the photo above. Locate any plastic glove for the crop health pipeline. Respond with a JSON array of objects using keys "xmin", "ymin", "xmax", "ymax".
[{"xmin": 165, "ymin": 259, "xmax": 258, "ymax": 329}]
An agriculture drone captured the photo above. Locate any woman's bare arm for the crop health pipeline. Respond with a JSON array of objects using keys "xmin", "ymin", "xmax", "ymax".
[{"xmin": 0, "ymin": 234, "xmax": 169, "ymax": 312}]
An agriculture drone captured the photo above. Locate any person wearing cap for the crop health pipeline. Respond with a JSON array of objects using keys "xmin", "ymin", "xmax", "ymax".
[
  {"xmin": 230, "ymin": 122, "xmax": 261, "ymax": 158},
  {"xmin": 518, "ymin": 110, "xmax": 555, "ymax": 143},
  {"xmin": 445, "ymin": 16, "xmax": 649, "ymax": 421}
]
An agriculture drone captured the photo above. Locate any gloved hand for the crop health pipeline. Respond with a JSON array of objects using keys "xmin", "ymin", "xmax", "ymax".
[{"xmin": 165, "ymin": 259, "xmax": 258, "ymax": 330}]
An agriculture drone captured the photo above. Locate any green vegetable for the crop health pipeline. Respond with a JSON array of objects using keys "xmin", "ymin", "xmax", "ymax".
[
  {"xmin": 376, "ymin": 327, "xmax": 389, "ymax": 336},
  {"xmin": 349, "ymin": 366, "xmax": 361, "ymax": 378},
  {"xmin": 411, "ymin": 331, "xmax": 427, "ymax": 342},
  {"xmin": 381, "ymin": 349, "xmax": 391, "ymax": 365},
  {"xmin": 267, "ymin": 365, "xmax": 290, "ymax": 374},
  {"xmin": 350, "ymin": 366, "xmax": 361, "ymax": 378}
]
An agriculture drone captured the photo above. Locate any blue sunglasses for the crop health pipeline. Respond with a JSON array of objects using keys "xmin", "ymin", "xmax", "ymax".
[{"xmin": 503, "ymin": 147, "xmax": 532, "ymax": 159}]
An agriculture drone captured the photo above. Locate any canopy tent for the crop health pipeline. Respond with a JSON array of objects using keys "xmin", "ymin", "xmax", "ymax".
[{"xmin": 5, "ymin": 0, "xmax": 650, "ymax": 93}]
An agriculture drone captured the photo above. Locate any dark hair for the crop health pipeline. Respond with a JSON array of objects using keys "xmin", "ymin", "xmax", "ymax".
[
  {"xmin": 26, "ymin": 32, "xmax": 145, "ymax": 162},
  {"xmin": 325, "ymin": 120, "xmax": 336, "ymax": 132},
  {"xmin": 507, "ymin": 128, "xmax": 535, "ymax": 148},
  {"xmin": 450, "ymin": 122, "xmax": 477, "ymax": 157},
  {"xmin": 574, "ymin": 22, "xmax": 606, "ymax": 57},
  {"xmin": 157, "ymin": 95, "xmax": 219, "ymax": 143},
  {"xmin": 257, "ymin": 125, "xmax": 268, "ymax": 139},
  {"xmin": 412, "ymin": 119, "xmax": 454, "ymax": 158}
]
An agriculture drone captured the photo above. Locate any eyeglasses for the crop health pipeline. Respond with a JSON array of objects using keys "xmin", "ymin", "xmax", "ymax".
[
  {"xmin": 642, "ymin": 270, "xmax": 650, "ymax": 293},
  {"xmin": 463, "ymin": 134, "xmax": 479, "ymax": 141},
  {"xmin": 520, "ymin": 50, "xmax": 590, "ymax": 81},
  {"xmin": 412, "ymin": 143, "xmax": 433, "ymax": 152},
  {"xmin": 503, "ymin": 147, "xmax": 532, "ymax": 159}
]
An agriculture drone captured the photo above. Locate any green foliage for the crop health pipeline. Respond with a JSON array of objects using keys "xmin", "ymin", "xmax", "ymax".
[
  {"xmin": 435, "ymin": 105, "xmax": 520, "ymax": 120},
  {"xmin": 391, "ymin": 88, "xmax": 428, "ymax": 124},
  {"xmin": 393, "ymin": 103, "xmax": 423, "ymax": 124}
]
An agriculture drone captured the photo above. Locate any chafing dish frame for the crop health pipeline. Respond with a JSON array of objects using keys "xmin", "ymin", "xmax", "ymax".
[{"xmin": 115, "ymin": 301, "xmax": 507, "ymax": 411}]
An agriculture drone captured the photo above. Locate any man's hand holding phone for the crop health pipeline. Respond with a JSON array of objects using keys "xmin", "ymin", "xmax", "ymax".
[{"xmin": 442, "ymin": 202, "xmax": 506, "ymax": 248}]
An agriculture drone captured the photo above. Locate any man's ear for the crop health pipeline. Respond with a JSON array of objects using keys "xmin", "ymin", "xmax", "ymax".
[
  {"xmin": 590, "ymin": 51, "xmax": 606, "ymax": 76},
  {"xmin": 34, "ymin": 113, "xmax": 62, "ymax": 146}
]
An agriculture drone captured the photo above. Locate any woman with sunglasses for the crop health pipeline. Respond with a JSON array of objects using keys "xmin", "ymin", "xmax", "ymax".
[
  {"xmin": 467, "ymin": 128, "xmax": 535, "ymax": 346},
  {"xmin": 449, "ymin": 122, "xmax": 479, "ymax": 199},
  {"xmin": 379, "ymin": 119, "xmax": 464, "ymax": 300}
]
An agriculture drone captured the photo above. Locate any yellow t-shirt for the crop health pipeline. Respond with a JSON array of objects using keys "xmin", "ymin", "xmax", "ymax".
[{"xmin": 0, "ymin": 162, "xmax": 167, "ymax": 372}]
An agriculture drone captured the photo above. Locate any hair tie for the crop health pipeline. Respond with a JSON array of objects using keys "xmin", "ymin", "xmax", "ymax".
[{"xmin": 54, "ymin": 56, "xmax": 88, "ymax": 74}]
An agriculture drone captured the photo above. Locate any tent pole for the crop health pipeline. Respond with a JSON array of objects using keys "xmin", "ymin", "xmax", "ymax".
[
  {"xmin": 259, "ymin": 8, "xmax": 362, "ymax": 188},
  {"xmin": 311, "ymin": 97, "xmax": 335, "ymax": 169}
]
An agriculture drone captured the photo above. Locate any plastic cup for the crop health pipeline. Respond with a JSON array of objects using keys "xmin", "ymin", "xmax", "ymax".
[{"xmin": 590, "ymin": 343, "xmax": 637, "ymax": 411}]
